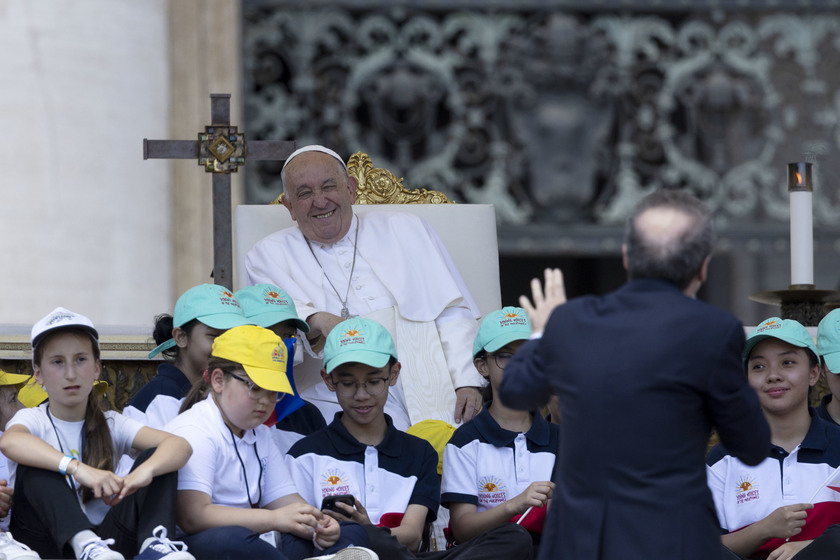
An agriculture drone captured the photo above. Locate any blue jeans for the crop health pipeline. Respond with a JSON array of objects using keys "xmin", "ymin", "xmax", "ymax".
[{"xmin": 183, "ymin": 521, "xmax": 369, "ymax": 560}]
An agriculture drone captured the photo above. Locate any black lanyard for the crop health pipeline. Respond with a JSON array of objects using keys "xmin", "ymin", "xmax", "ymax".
[
  {"xmin": 226, "ymin": 425, "xmax": 263, "ymax": 508},
  {"xmin": 46, "ymin": 404, "xmax": 85, "ymax": 494}
]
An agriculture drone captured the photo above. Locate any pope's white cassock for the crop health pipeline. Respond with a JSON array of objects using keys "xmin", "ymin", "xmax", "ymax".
[{"xmin": 245, "ymin": 211, "xmax": 482, "ymax": 429}]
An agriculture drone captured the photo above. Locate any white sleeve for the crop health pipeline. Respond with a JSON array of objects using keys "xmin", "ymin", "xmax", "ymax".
[
  {"xmin": 706, "ymin": 461, "xmax": 729, "ymax": 530},
  {"xmin": 437, "ymin": 311, "xmax": 484, "ymax": 389},
  {"xmin": 109, "ymin": 412, "xmax": 144, "ymax": 457},
  {"xmin": 441, "ymin": 442, "xmax": 479, "ymax": 503},
  {"xmin": 285, "ymin": 453, "xmax": 317, "ymax": 507},
  {"xmin": 143, "ymin": 396, "xmax": 184, "ymax": 430},
  {"xmin": 261, "ymin": 433, "xmax": 298, "ymax": 505},
  {"xmin": 168, "ymin": 423, "xmax": 218, "ymax": 496}
]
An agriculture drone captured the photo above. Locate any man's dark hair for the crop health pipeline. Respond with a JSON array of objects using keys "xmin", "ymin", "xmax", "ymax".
[{"xmin": 624, "ymin": 189, "xmax": 715, "ymax": 291}]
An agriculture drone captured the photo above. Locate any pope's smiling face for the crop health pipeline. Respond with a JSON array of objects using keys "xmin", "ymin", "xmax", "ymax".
[{"xmin": 282, "ymin": 152, "xmax": 357, "ymax": 244}]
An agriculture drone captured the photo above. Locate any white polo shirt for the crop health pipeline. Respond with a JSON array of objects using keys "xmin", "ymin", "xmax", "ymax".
[
  {"xmin": 441, "ymin": 407, "xmax": 558, "ymax": 532},
  {"xmin": 707, "ymin": 412, "xmax": 840, "ymax": 555},
  {"xmin": 285, "ymin": 414, "xmax": 440, "ymax": 525},
  {"xmin": 165, "ymin": 395, "xmax": 297, "ymax": 510}
]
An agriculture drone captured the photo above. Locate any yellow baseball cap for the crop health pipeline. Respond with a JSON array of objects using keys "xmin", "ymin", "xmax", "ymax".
[
  {"xmin": 211, "ymin": 325, "xmax": 293, "ymax": 395},
  {"xmin": 0, "ymin": 369, "xmax": 32, "ymax": 387}
]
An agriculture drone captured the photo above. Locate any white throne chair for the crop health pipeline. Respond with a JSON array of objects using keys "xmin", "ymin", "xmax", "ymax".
[{"xmin": 233, "ymin": 152, "xmax": 502, "ymax": 421}]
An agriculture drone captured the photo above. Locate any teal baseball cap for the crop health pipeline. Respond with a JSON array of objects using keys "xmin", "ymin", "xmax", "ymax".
[
  {"xmin": 818, "ymin": 309, "xmax": 840, "ymax": 373},
  {"xmin": 235, "ymin": 284, "xmax": 310, "ymax": 334},
  {"xmin": 743, "ymin": 317, "xmax": 818, "ymax": 364},
  {"xmin": 473, "ymin": 307, "xmax": 532, "ymax": 359},
  {"xmin": 148, "ymin": 284, "xmax": 248, "ymax": 358},
  {"xmin": 323, "ymin": 317, "xmax": 397, "ymax": 373}
]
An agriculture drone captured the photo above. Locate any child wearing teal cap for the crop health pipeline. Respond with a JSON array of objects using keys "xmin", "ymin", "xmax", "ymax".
[
  {"xmin": 123, "ymin": 284, "xmax": 248, "ymax": 434},
  {"xmin": 235, "ymin": 284, "xmax": 326, "ymax": 454},
  {"xmin": 441, "ymin": 307, "xmax": 557, "ymax": 555},
  {"xmin": 817, "ymin": 309, "xmax": 840, "ymax": 427},
  {"xmin": 286, "ymin": 317, "xmax": 532, "ymax": 559},
  {"xmin": 707, "ymin": 317, "xmax": 840, "ymax": 560}
]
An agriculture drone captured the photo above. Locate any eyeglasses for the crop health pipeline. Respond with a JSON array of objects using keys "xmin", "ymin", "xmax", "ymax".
[
  {"xmin": 228, "ymin": 372, "xmax": 282, "ymax": 402},
  {"xmin": 485, "ymin": 352, "xmax": 514, "ymax": 370},
  {"xmin": 329, "ymin": 375, "xmax": 391, "ymax": 397}
]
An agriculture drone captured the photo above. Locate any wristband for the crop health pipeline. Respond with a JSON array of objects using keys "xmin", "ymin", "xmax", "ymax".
[{"xmin": 58, "ymin": 455, "xmax": 74, "ymax": 475}]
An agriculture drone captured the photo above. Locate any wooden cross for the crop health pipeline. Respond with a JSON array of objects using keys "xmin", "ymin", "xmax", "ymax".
[{"xmin": 143, "ymin": 93, "xmax": 296, "ymax": 288}]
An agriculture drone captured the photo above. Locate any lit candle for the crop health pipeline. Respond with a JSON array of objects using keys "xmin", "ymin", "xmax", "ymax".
[{"xmin": 787, "ymin": 162, "xmax": 814, "ymax": 287}]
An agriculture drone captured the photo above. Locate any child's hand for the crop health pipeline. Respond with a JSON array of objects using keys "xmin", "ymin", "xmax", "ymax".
[
  {"xmin": 324, "ymin": 497, "xmax": 371, "ymax": 525},
  {"xmin": 519, "ymin": 268, "xmax": 566, "ymax": 335},
  {"xmin": 274, "ymin": 502, "xmax": 323, "ymax": 540},
  {"xmin": 0, "ymin": 479, "xmax": 13, "ymax": 518},
  {"xmin": 510, "ymin": 481, "xmax": 554, "ymax": 516},
  {"xmin": 313, "ymin": 514, "xmax": 341, "ymax": 550},
  {"xmin": 761, "ymin": 503, "xmax": 812, "ymax": 540},
  {"xmin": 73, "ymin": 463, "xmax": 124, "ymax": 505},
  {"xmin": 766, "ymin": 539, "xmax": 812, "ymax": 560},
  {"xmin": 119, "ymin": 463, "xmax": 154, "ymax": 500}
]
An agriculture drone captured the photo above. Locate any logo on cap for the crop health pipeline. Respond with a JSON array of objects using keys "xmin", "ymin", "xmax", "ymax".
[
  {"xmin": 499, "ymin": 310, "xmax": 528, "ymax": 327},
  {"xmin": 218, "ymin": 290, "xmax": 241, "ymax": 308},
  {"xmin": 47, "ymin": 312, "xmax": 75, "ymax": 326},
  {"xmin": 262, "ymin": 287, "xmax": 290, "ymax": 305},
  {"xmin": 339, "ymin": 328, "xmax": 364, "ymax": 347},
  {"xmin": 756, "ymin": 320, "xmax": 781, "ymax": 333},
  {"xmin": 272, "ymin": 344, "xmax": 286, "ymax": 363}
]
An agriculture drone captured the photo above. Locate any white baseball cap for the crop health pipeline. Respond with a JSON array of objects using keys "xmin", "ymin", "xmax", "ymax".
[{"xmin": 31, "ymin": 307, "xmax": 99, "ymax": 350}]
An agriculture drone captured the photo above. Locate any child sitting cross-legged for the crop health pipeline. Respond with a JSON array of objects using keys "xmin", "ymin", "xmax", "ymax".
[
  {"xmin": 164, "ymin": 325, "xmax": 375, "ymax": 560},
  {"xmin": 0, "ymin": 308, "xmax": 194, "ymax": 560},
  {"xmin": 285, "ymin": 317, "xmax": 532, "ymax": 559},
  {"xmin": 441, "ymin": 307, "xmax": 559, "ymax": 557},
  {"xmin": 707, "ymin": 317, "xmax": 840, "ymax": 560}
]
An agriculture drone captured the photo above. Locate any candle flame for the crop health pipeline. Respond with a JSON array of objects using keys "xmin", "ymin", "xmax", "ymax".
[{"xmin": 795, "ymin": 171, "xmax": 803, "ymax": 185}]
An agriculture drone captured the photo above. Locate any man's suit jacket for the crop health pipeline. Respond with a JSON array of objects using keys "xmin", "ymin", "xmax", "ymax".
[{"xmin": 500, "ymin": 278, "xmax": 770, "ymax": 560}]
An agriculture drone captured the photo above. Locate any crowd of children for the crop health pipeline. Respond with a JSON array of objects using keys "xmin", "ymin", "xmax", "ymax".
[{"xmin": 5, "ymin": 281, "xmax": 840, "ymax": 560}]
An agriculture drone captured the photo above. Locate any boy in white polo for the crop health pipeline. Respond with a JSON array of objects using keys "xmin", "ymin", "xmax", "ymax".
[
  {"xmin": 442, "ymin": 307, "xmax": 558, "ymax": 556},
  {"xmin": 706, "ymin": 317, "xmax": 840, "ymax": 560},
  {"xmin": 817, "ymin": 309, "xmax": 840, "ymax": 427},
  {"xmin": 286, "ymin": 318, "xmax": 531, "ymax": 559}
]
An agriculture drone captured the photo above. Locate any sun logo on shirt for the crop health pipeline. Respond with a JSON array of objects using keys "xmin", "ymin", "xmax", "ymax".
[
  {"xmin": 321, "ymin": 468, "xmax": 348, "ymax": 487},
  {"xmin": 478, "ymin": 476, "xmax": 505, "ymax": 494},
  {"xmin": 736, "ymin": 476, "xmax": 756, "ymax": 492}
]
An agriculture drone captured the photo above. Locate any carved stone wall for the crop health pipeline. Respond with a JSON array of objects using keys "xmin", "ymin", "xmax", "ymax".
[{"xmin": 242, "ymin": 1, "xmax": 840, "ymax": 323}]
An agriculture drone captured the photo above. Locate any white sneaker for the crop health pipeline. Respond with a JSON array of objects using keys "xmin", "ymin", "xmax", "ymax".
[
  {"xmin": 0, "ymin": 531, "xmax": 40, "ymax": 560},
  {"xmin": 135, "ymin": 526, "xmax": 193, "ymax": 560},
  {"xmin": 78, "ymin": 537, "xmax": 124, "ymax": 560},
  {"xmin": 305, "ymin": 546, "xmax": 379, "ymax": 560}
]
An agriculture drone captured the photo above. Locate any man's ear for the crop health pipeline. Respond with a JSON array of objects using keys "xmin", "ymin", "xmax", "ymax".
[
  {"xmin": 347, "ymin": 175, "xmax": 358, "ymax": 201},
  {"xmin": 281, "ymin": 192, "xmax": 297, "ymax": 222},
  {"xmin": 388, "ymin": 362, "xmax": 401, "ymax": 386},
  {"xmin": 321, "ymin": 369, "xmax": 337, "ymax": 393},
  {"xmin": 698, "ymin": 255, "xmax": 711, "ymax": 284}
]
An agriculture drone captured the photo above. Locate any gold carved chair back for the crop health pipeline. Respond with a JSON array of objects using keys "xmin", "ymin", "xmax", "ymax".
[{"xmin": 271, "ymin": 152, "xmax": 454, "ymax": 205}]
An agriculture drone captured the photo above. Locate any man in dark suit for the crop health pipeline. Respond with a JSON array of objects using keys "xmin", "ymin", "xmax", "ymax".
[{"xmin": 499, "ymin": 190, "xmax": 770, "ymax": 560}]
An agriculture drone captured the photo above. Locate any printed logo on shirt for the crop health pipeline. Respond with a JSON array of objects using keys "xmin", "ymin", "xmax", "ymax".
[
  {"xmin": 262, "ymin": 287, "xmax": 290, "ymax": 306},
  {"xmin": 477, "ymin": 476, "xmax": 508, "ymax": 507},
  {"xmin": 735, "ymin": 476, "xmax": 759, "ymax": 504},
  {"xmin": 499, "ymin": 311, "xmax": 527, "ymax": 327},
  {"xmin": 320, "ymin": 468, "xmax": 352, "ymax": 495}
]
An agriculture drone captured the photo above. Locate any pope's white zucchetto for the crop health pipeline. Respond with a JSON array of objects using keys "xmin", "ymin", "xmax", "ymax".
[{"xmin": 281, "ymin": 145, "xmax": 348, "ymax": 174}]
